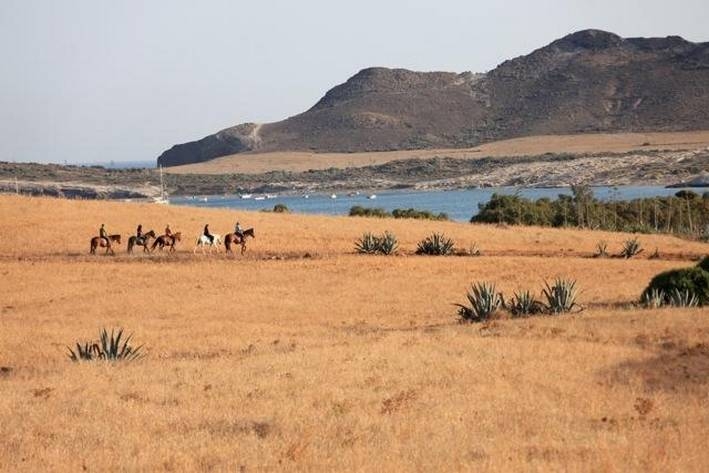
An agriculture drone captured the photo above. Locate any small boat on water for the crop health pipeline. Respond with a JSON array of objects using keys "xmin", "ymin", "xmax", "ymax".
[
  {"xmin": 303, "ymin": 194, "xmax": 310, "ymax": 199},
  {"xmin": 254, "ymin": 196, "xmax": 266, "ymax": 201},
  {"xmin": 240, "ymin": 194, "xmax": 253, "ymax": 199},
  {"xmin": 330, "ymin": 194, "xmax": 337, "ymax": 199},
  {"xmin": 201, "ymin": 197, "xmax": 208, "ymax": 202},
  {"xmin": 368, "ymin": 194, "xmax": 377, "ymax": 199}
]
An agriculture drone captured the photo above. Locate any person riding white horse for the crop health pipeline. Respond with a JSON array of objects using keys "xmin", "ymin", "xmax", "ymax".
[{"xmin": 193, "ymin": 233, "xmax": 222, "ymax": 254}]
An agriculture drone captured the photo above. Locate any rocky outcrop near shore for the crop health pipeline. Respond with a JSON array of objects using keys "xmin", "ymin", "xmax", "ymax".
[{"xmin": 0, "ymin": 180, "xmax": 155, "ymax": 200}]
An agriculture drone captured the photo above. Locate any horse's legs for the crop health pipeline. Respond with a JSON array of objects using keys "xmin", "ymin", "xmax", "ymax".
[{"xmin": 241, "ymin": 242, "xmax": 246, "ymax": 255}]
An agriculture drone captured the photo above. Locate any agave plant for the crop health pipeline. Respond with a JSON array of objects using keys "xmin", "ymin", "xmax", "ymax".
[
  {"xmin": 542, "ymin": 278, "xmax": 580, "ymax": 314},
  {"xmin": 620, "ymin": 238, "xmax": 643, "ymax": 259},
  {"xmin": 377, "ymin": 231, "xmax": 399, "ymax": 255},
  {"xmin": 456, "ymin": 282, "xmax": 503, "ymax": 322},
  {"xmin": 668, "ymin": 288, "xmax": 699, "ymax": 308},
  {"xmin": 641, "ymin": 288, "xmax": 665, "ymax": 309},
  {"xmin": 416, "ymin": 233, "xmax": 455, "ymax": 256},
  {"xmin": 99, "ymin": 328, "xmax": 144, "ymax": 361},
  {"xmin": 468, "ymin": 242, "xmax": 482, "ymax": 257},
  {"xmin": 355, "ymin": 232, "xmax": 379, "ymax": 254},
  {"xmin": 67, "ymin": 342, "xmax": 102, "ymax": 361},
  {"xmin": 594, "ymin": 240, "xmax": 608, "ymax": 258},
  {"xmin": 67, "ymin": 328, "xmax": 144, "ymax": 362},
  {"xmin": 507, "ymin": 289, "xmax": 543, "ymax": 317}
]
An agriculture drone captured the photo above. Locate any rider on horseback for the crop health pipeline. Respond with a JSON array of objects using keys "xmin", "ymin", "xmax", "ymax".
[
  {"xmin": 234, "ymin": 221, "xmax": 244, "ymax": 243},
  {"xmin": 204, "ymin": 224, "xmax": 214, "ymax": 244},
  {"xmin": 99, "ymin": 224, "xmax": 109, "ymax": 247},
  {"xmin": 136, "ymin": 224, "xmax": 143, "ymax": 244}
]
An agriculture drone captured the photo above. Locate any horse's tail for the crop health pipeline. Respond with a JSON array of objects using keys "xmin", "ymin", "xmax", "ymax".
[
  {"xmin": 151, "ymin": 238, "xmax": 159, "ymax": 251},
  {"xmin": 90, "ymin": 238, "xmax": 95, "ymax": 254}
]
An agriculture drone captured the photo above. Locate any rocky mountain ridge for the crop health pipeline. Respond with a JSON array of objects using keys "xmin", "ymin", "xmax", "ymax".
[{"xmin": 158, "ymin": 30, "xmax": 709, "ymax": 167}]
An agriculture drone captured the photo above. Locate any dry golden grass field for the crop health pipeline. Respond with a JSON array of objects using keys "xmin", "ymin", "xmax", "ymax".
[
  {"xmin": 1, "ymin": 194, "xmax": 708, "ymax": 472},
  {"xmin": 167, "ymin": 130, "xmax": 709, "ymax": 174}
]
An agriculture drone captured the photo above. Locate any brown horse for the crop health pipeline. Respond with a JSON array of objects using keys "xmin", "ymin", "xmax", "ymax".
[
  {"xmin": 90, "ymin": 234, "xmax": 121, "ymax": 255},
  {"xmin": 224, "ymin": 228, "xmax": 255, "ymax": 255},
  {"xmin": 127, "ymin": 230, "xmax": 156, "ymax": 254},
  {"xmin": 151, "ymin": 232, "xmax": 182, "ymax": 252}
]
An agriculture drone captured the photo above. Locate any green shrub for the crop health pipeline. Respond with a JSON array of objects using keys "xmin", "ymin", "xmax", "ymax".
[
  {"xmin": 68, "ymin": 328, "xmax": 144, "ymax": 362},
  {"xmin": 507, "ymin": 290, "xmax": 544, "ymax": 317},
  {"xmin": 349, "ymin": 206, "xmax": 449, "ymax": 221},
  {"xmin": 542, "ymin": 278, "xmax": 580, "ymax": 314},
  {"xmin": 392, "ymin": 208, "xmax": 449, "ymax": 221},
  {"xmin": 416, "ymin": 233, "xmax": 455, "ymax": 255},
  {"xmin": 642, "ymin": 267, "xmax": 709, "ymax": 306},
  {"xmin": 698, "ymin": 256, "xmax": 709, "ymax": 272},
  {"xmin": 349, "ymin": 206, "xmax": 389, "ymax": 218},
  {"xmin": 456, "ymin": 282, "xmax": 503, "ymax": 322},
  {"xmin": 620, "ymin": 238, "xmax": 643, "ymax": 259},
  {"xmin": 272, "ymin": 203, "xmax": 289, "ymax": 213}
]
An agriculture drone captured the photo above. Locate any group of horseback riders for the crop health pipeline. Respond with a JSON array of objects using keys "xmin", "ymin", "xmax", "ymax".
[{"xmin": 97, "ymin": 220, "xmax": 247, "ymax": 250}]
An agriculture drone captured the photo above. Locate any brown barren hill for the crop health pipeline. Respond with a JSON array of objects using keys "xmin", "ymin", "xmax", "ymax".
[
  {"xmin": 1, "ymin": 195, "xmax": 709, "ymax": 471},
  {"xmin": 158, "ymin": 29, "xmax": 709, "ymax": 168}
]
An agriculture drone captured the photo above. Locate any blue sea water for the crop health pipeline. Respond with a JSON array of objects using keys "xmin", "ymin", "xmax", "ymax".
[{"xmin": 171, "ymin": 186, "xmax": 702, "ymax": 222}]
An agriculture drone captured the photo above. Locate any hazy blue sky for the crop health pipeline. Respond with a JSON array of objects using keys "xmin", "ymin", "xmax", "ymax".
[{"xmin": 1, "ymin": 0, "xmax": 707, "ymax": 164}]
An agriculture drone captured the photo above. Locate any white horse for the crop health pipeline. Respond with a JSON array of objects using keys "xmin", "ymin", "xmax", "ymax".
[{"xmin": 193, "ymin": 234, "xmax": 222, "ymax": 254}]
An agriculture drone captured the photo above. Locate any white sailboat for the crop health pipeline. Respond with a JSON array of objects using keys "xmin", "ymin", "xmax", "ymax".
[{"xmin": 153, "ymin": 165, "xmax": 170, "ymax": 204}]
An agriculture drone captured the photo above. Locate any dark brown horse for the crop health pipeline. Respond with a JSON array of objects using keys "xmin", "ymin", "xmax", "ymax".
[
  {"xmin": 90, "ymin": 234, "xmax": 121, "ymax": 255},
  {"xmin": 224, "ymin": 228, "xmax": 255, "ymax": 255},
  {"xmin": 151, "ymin": 232, "xmax": 182, "ymax": 252},
  {"xmin": 127, "ymin": 230, "xmax": 156, "ymax": 254}
]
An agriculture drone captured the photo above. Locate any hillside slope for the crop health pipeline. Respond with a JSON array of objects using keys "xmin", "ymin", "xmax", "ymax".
[{"xmin": 158, "ymin": 30, "xmax": 709, "ymax": 167}]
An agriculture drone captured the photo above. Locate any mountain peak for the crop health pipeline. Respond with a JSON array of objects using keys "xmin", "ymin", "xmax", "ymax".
[{"xmin": 552, "ymin": 29, "xmax": 623, "ymax": 51}]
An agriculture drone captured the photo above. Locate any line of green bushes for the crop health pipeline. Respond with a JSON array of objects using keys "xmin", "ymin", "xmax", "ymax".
[
  {"xmin": 471, "ymin": 187, "xmax": 709, "ymax": 238},
  {"xmin": 350, "ymin": 206, "xmax": 449, "ymax": 221}
]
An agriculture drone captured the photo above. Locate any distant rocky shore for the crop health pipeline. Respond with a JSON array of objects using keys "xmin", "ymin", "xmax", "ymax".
[{"xmin": 2, "ymin": 147, "xmax": 707, "ymax": 200}]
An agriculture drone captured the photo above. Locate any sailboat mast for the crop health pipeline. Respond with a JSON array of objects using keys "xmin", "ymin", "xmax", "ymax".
[{"xmin": 159, "ymin": 165, "xmax": 165, "ymax": 200}]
